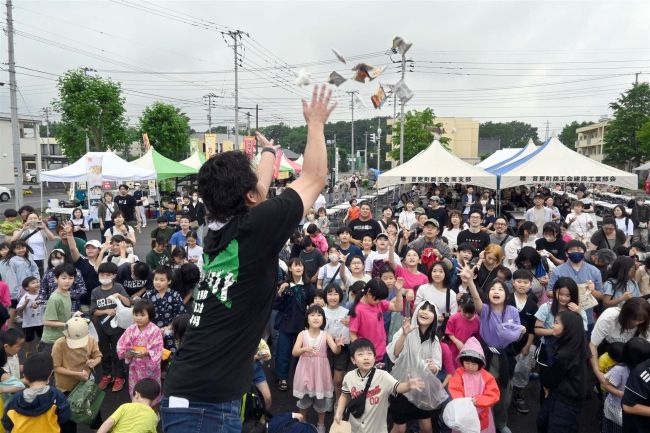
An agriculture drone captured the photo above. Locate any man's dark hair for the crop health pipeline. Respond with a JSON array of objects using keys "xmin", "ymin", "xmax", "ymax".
[
  {"xmin": 119, "ymin": 184, "xmax": 129, "ymax": 190},
  {"xmin": 301, "ymin": 237, "xmax": 313, "ymax": 248},
  {"xmin": 18, "ymin": 205, "xmax": 35, "ymax": 215},
  {"xmin": 111, "ymin": 234, "xmax": 125, "ymax": 244},
  {"xmin": 3, "ymin": 209, "xmax": 17, "ymax": 218},
  {"xmin": 156, "ymin": 217, "xmax": 168, "ymax": 224},
  {"xmin": 133, "ymin": 262, "xmax": 150, "ymax": 280},
  {"xmin": 359, "ymin": 201, "xmax": 371, "ymax": 209},
  {"xmin": 512, "ymin": 269, "xmax": 534, "ymax": 282},
  {"xmin": 457, "ymin": 242, "xmax": 473, "ymax": 253},
  {"xmin": 154, "ymin": 234, "xmax": 167, "ymax": 246},
  {"xmin": 54, "ymin": 263, "xmax": 77, "ymax": 278},
  {"xmin": 469, "ymin": 209, "xmax": 483, "ymax": 218},
  {"xmin": 198, "ymin": 151, "xmax": 258, "ymax": 223},
  {"xmin": 24, "ymin": 352, "xmax": 53, "ymax": 382},
  {"xmin": 349, "ymin": 338, "xmax": 376, "ymax": 357},
  {"xmin": 98, "ymin": 262, "xmax": 118, "ymax": 275},
  {"xmin": 133, "ymin": 378, "xmax": 161, "ymax": 400}
]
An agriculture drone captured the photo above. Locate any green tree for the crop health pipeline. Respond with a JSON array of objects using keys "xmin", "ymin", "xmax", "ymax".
[
  {"xmin": 138, "ymin": 102, "xmax": 191, "ymax": 161},
  {"xmin": 559, "ymin": 120, "xmax": 594, "ymax": 150},
  {"xmin": 479, "ymin": 121, "xmax": 540, "ymax": 148},
  {"xmin": 638, "ymin": 118, "xmax": 650, "ymax": 152},
  {"xmin": 389, "ymin": 108, "xmax": 449, "ymax": 161},
  {"xmin": 603, "ymin": 83, "xmax": 650, "ymax": 167},
  {"xmin": 39, "ymin": 120, "xmax": 62, "ymax": 138},
  {"xmin": 52, "ymin": 68, "xmax": 128, "ymax": 161}
]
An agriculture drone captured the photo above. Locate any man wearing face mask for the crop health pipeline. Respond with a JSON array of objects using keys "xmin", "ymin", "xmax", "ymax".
[
  {"xmin": 629, "ymin": 195, "xmax": 650, "ymax": 244},
  {"xmin": 548, "ymin": 239, "xmax": 603, "ymax": 333}
]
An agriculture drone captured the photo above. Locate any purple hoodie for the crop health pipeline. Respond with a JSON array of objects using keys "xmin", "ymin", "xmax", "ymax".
[{"xmin": 479, "ymin": 305, "xmax": 522, "ymax": 349}]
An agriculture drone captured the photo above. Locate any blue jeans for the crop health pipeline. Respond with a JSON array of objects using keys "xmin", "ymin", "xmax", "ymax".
[
  {"xmin": 274, "ymin": 330, "xmax": 297, "ymax": 380},
  {"xmin": 161, "ymin": 397, "xmax": 242, "ymax": 433}
]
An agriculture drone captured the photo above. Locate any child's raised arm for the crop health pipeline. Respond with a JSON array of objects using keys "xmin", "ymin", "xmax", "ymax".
[
  {"xmin": 460, "ymin": 264, "xmax": 484, "ymax": 313},
  {"xmin": 388, "ymin": 278, "xmax": 405, "ymax": 312}
]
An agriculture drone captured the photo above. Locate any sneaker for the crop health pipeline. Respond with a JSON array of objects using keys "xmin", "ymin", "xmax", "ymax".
[
  {"xmin": 98, "ymin": 375, "xmax": 112, "ymax": 390},
  {"xmin": 317, "ymin": 425, "xmax": 326, "ymax": 433},
  {"xmin": 112, "ymin": 376, "xmax": 125, "ymax": 392}
]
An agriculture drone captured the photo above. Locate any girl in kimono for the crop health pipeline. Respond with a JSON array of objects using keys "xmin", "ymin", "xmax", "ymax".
[{"xmin": 117, "ymin": 299, "xmax": 163, "ymax": 405}]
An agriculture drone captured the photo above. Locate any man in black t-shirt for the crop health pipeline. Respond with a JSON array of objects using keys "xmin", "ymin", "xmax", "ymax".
[
  {"xmin": 457, "ymin": 209, "xmax": 491, "ymax": 258},
  {"xmin": 114, "ymin": 184, "xmax": 137, "ymax": 225},
  {"xmin": 348, "ymin": 201, "xmax": 381, "ymax": 245},
  {"xmin": 162, "ymin": 85, "xmax": 335, "ymax": 433}
]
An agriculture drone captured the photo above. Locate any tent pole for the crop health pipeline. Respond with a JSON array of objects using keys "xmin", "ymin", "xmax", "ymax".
[{"xmin": 40, "ymin": 181, "xmax": 43, "ymax": 216}]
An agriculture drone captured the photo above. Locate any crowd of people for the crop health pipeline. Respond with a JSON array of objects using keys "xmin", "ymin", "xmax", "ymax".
[{"xmin": 0, "ymin": 86, "xmax": 649, "ymax": 433}]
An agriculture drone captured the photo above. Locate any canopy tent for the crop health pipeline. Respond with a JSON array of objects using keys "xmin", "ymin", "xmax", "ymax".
[
  {"xmin": 494, "ymin": 137, "xmax": 638, "ymax": 189},
  {"xmin": 485, "ymin": 140, "xmax": 539, "ymax": 172},
  {"xmin": 41, "ymin": 151, "xmax": 156, "ymax": 182},
  {"xmin": 376, "ymin": 140, "xmax": 497, "ymax": 189},
  {"xmin": 295, "ymin": 155, "xmax": 304, "ymax": 166},
  {"xmin": 131, "ymin": 147, "xmax": 197, "ymax": 180},
  {"xmin": 179, "ymin": 151, "xmax": 206, "ymax": 171},
  {"xmin": 476, "ymin": 148, "xmax": 522, "ymax": 169},
  {"xmin": 286, "ymin": 157, "xmax": 302, "ymax": 174},
  {"xmin": 253, "ymin": 152, "xmax": 296, "ymax": 179},
  {"xmin": 633, "ymin": 161, "xmax": 650, "ymax": 171}
]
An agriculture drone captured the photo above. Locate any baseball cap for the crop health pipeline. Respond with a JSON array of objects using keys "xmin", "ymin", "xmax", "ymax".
[
  {"xmin": 534, "ymin": 192, "xmax": 544, "ymax": 199},
  {"xmin": 430, "ymin": 195, "xmax": 440, "ymax": 202},
  {"xmin": 63, "ymin": 317, "xmax": 89, "ymax": 349},
  {"xmin": 424, "ymin": 218, "xmax": 440, "ymax": 227},
  {"xmin": 85, "ymin": 239, "xmax": 102, "ymax": 248},
  {"xmin": 414, "ymin": 207, "xmax": 426, "ymax": 214},
  {"xmin": 375, "ymin": 232, "xmax": 389, "ymax": 240},
  {"xmin": 630, "ymin": 241, "xmax": 647, "ymax": 252}
]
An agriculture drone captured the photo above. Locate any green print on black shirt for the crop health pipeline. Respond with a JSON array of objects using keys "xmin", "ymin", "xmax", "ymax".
[{"xmin": 190, "ymin": 239, "xmax": 239, "ymax": 327}]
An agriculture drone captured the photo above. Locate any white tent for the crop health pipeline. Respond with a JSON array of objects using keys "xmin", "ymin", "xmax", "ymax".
[
  {"xmin": 476, "ymin": 148, "xmax": 521, "ymax": 168},
  {"xmin": 495, "ymin": 137, "xmax": 638, "ymax": 189},
  {"xmin": 376, "ymin": 140, "xmax": 497, "ymax": 189},
  {"xmin": 485, "ymin": 140, "xmax": 539, "ymax": 172},
  {"xmin": 41, "ymin": 151, "xmax": 156, "ymax": 182},
  {"xmin": 179, "ymin": 151, "xmax": 207, "ymax": 171},
  {"xmin": 633, "ymin": 161, "xmax": 650, "ymax": 171}
]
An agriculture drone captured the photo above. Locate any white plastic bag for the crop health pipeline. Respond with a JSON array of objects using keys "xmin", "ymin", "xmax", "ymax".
[
  {"xmin": 87, "ymin": 320, "xmax": 99, "ymax": 343},
  {"xmin": 442, "ymin": 398, "xmax": 480, "ymax": 433},
  {"xmin": 110, "ymin": 297, "xmax": 134, "ymax": 330},
  {"xmin": 403, "ymin": 356, "xmax": 449, "ymax": 411}
]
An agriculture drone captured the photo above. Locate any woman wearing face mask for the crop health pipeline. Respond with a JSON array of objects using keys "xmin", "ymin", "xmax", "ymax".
[
  {"xmin": 535, "ymin": 222, "xmax": 566, "ymax": 266},
  {"xmin": 37, "ymin": 249, "xmax": 87, "ymax": 313}
]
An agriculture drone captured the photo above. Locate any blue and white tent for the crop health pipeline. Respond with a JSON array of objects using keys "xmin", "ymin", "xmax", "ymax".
[
  {"xmin": 492, "ymin": 137, "xmax": 637, "ymax": 189},
  {"xmin": 483, "ymin": 139, "xmax": 538, "ymax": 173}
]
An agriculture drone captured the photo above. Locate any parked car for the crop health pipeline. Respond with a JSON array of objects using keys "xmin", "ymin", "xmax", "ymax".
[
  {"xmin": 0, "ymin": 187, "xmax": 11, "ymax": 202},
  {"xmin": 25, "ymin": 170, "xmax": 38, "ymax": 183}
]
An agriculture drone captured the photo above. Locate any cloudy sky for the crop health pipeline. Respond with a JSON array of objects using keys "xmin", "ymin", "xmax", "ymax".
[{"xmin": 2, "ymin": 0, "xmax": 649, "ymax": 137}]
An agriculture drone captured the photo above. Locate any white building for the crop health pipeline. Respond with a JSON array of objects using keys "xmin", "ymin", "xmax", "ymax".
[{"xmin": 0, "ymin": 114, "xmax": 42, "ymax": 186}]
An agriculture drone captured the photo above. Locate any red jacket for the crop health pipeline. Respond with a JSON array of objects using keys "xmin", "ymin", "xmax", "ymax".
[{"xmin": 448, "ymin": 367, "xmax": 500, "ymax": 430}]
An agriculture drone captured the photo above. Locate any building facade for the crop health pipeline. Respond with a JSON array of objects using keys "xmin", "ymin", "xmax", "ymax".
[
  {"xmin": 0, "ymin": 114, "xmax": 42, "ymax": 186},
  {"xmin": 437, "ymin": 117, "xmax": 480, "ymax": 162},
  {"xmin": 576, "ymin": 119, "xmax": 609, "ymax": 162}
]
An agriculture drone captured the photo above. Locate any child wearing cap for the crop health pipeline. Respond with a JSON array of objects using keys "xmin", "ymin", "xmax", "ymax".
[
  {"xmin": 364, "ymin": 233, "xmax": 400, "ymax": 278},
  {"xmin": 97, "ymin": 378, "xmax": 159, "ymax": 433},
  {"xmin": 448, "ymin": 337, "xmax": 500, "ymax": 433},
  {"xmin": 52, "ymin": 316, "xmax": 102, "ymax": 396}
]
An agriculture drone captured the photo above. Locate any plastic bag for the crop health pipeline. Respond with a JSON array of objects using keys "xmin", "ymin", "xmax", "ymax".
[
  {"xmin": 110, "ymin": 297, "xmax": 134, "ymax": 330},
  {"xmin": 403, "ymin": 356, "xmax": 449, "ymax": 411},
  {"xmin": 442, "ymin": 398, "xmax": 480, "ymax": 433},
  {"xmin": 87, "ymin": 321, "xmax": 99, "ymax": 343}
]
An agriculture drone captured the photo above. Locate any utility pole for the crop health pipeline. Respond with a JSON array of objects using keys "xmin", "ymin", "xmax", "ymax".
[
  {"xmin": 545, "ymin": 120, "xmax": 550, "ymax": 141},
  {"xmin": 377, "ymin": 118, "xmax": 382, "ymax": 172},
  {"xmin": 6, "ymin": 0, "xmax": 23, "ymax": 208},
  {"xmin": 222, "ymin": 30, "xmax": 247, "ymax": 150},
  {"xmin": 399, "ymin": 53, "xmax": 406, "ymax": 165},
  {"xmin": 346, "ymin": 91, "xmax": 358, "ymax": 172},
  {"xmin": 203, "ymin": 93, "xmax": 222, "ymax": 133},
  {"xmin": 636, "ymin": 72, "xmax": 640, "ymax": 85},
  {"xmin": 334, "ymin": 134, "xmax": 338, "ymax": 185},
  {"xmin": 364, "ymin": 132, "xmax": 368, "ymax": 173},
  {"xmin": 42, "ymin": 107, "xmax": 51, "ymax": 142}
]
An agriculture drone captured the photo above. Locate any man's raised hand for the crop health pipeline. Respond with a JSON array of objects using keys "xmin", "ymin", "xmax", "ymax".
[{"xmin": 302, "ymin": 85, "xmax": 336, "ymax": 124}]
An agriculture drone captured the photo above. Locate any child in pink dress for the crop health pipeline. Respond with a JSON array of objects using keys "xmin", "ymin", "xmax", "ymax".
[
  {"xmin": 117, "ymin": 299, "xmax": 163, "ymax": 405},
  {"xmin": 292, "ymin": 305, "xmax": 343, "ymax": 433},
  {"xmin": 445, "ymin": 294, "xmax": 481, "ymax": 369}
]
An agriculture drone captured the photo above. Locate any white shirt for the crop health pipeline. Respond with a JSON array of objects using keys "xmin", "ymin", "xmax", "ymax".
[
  {"xmin": 324, "ymin": 306, "xmax": 350, "ymax": 343},
  {"xmin": 591, "ymin": 306, "xmax": 650, "ymax": 347},
  {"xmin": 504, "ymin": 237, "xmax": 537, "ymax": 268},
  {"xmin": 615, "ymin": 217, "xmax": 634, "ymax": 237},
  {"xmin": 398, "ymin": 211, "xmax": 417, "ymax": 229},
  {"xmin": 23, "ymin": 230, "xmax": 46, "ymax": 261},
  {"xmin": 16, "ymin": 292, "xmax": 45, "ymax": 328},
  {"xmin": 186, "ymin": 245, "xmax": 204, "ymax": 267},
  {"xmin": 342, "ymin": 369, "xmax": 399, "ymax": 433},
  {"xmin": 313, "ymin": 194, "xmax": 326, "ymax": 212},
  {"xmin": 415, "ymin": 284, "xmax": 458, "ymax": 315},
  {"xmin": 364, "ymin": 250, "xmax": 400, "ymax": 274},
  {"xmin": 317, "ymin": 263, "xmax": 344, "ymax": 287},
  {"xmin": 565, "ymin": 212, "xmax": 593, "ymax": 240}
]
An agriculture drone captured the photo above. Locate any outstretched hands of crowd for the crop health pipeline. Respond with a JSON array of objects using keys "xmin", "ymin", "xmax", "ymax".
[{"xmin": 302, "ymin": 85, "xmax": 336, "ymax": 125}]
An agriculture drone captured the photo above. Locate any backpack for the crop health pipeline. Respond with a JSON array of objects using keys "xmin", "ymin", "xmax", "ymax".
[{"xmin": 242, "ymin": 387, "xmax": 272, "ymax": 433}]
